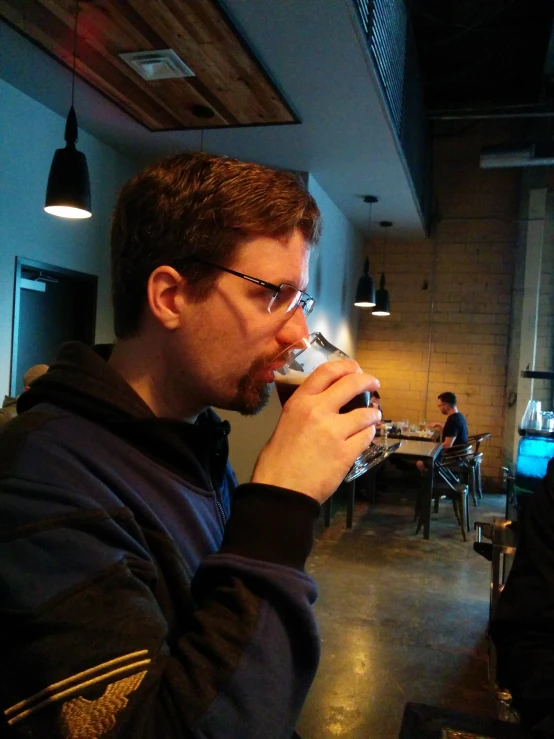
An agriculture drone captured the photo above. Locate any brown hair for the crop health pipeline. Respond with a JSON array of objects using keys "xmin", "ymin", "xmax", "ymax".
[
  {"xmin": 110, "ymin": 152, "xmax": 322, "ymax": 338},
  {"xmin": 438, "ymin": 391, "xmax": 457, "ymax": 407}
]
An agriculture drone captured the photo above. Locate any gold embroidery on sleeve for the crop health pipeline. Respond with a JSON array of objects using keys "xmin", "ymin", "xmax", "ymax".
[{"xmin": 60, "ymin": 671, "xmax": 146, "ymax": 739}]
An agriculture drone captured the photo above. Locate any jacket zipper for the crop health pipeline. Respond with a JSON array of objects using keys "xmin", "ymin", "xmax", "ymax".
[
  {"xmin": 206, "ymin": 469, "xmax": 226, "ymax": 525},
  {"xmin": 215, "ymin": 498, "xmax": 227, "ymax": 526}
]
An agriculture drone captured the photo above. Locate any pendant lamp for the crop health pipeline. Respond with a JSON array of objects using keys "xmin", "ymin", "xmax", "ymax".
[
  {"xmin": 373, "ymin": 221, "xmax": 392, "ymax": 316},
  {"xmin": 44, "ymin": 0, "xmax": 91, "ymax": 219},
  {"xmin": 354, "ymin": 195, "xmax": 378, "ymax": 307}
]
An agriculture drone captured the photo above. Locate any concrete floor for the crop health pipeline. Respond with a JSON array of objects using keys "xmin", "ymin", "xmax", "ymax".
[{"xmin": 297, "ymin": 481, "xmax": 506, "ymax": 739}]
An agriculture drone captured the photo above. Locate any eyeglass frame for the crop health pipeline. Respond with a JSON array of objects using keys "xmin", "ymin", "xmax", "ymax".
[{"xmin": 189, "ymin": 258, "xmax": 315, "ymax": 317}]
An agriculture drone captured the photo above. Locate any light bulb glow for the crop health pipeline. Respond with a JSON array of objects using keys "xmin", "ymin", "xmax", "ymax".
[{"xmin": 44, "ymin": 205, "xmax": 92, "ymax": 219}]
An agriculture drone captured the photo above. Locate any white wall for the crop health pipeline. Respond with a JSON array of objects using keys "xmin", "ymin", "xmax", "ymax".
[
  {"xmin": 218, "ymin": 173, "xmax": 364, "ymax": 482},
  {"xmin": 0, "ymin": 79, "xmax": 137, "ymax": 393}
]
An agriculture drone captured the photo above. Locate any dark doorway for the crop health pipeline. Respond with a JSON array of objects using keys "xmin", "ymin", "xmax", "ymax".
[{"xmin": 10, "ymin": 258, "xmax": 98, "ymax": 396}]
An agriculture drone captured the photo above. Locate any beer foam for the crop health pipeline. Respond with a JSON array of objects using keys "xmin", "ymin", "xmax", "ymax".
[{"xmin": 274, "ymin": 369, "xmax": 306, "ymax": 385}]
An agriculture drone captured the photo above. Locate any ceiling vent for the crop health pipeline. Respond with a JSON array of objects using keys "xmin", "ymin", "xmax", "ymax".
[{"xmin": 119, "ymin": 49, "xmax": 195, "ymax": 81}]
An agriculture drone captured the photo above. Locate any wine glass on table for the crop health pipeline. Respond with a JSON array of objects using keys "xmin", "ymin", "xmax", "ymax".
[{"xmin": 273, "ymin": 332, "xmax": 402, "ymax": 482}]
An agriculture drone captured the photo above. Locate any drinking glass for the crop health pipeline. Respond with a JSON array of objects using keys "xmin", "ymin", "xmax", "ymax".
[{"xmin": 274, "ymin": 332, "xmax": 401, "ymax": 482}]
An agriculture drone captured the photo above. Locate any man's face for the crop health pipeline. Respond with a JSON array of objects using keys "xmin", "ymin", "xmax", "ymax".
[
  {"xmin": 437, "ymin": 400, "xmax": 450, "ymax": 416},
  {"xmin": 171, "ymin": 229, "xmax": 311, "ymax": 417}
]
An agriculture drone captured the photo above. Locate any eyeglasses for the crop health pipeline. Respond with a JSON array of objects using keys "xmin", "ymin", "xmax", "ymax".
[{"xmin": 191, "ymin": 259, "xmax": 315, "ymax": 317}]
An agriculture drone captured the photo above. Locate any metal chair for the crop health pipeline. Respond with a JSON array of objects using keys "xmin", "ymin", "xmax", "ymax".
[
  {"xmin": 432, "ymin": 444, "xmax": 473, "ymax": 513},
  {"xmin": 467, "ymin": 432, "xmax": 492, "ymax": 454},
  {"xmin": 467, "ymin": 432, "xmax": 492, "ymax": 498},
  {"xmin": 441, "ymin": 444, "xmax": 483, "ymax": 507},
  {"xmin": 433, "ymin": 448, "xmax": 477, "ymax": 541}
]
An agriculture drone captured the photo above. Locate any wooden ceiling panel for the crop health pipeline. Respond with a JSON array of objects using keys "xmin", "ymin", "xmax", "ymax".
[{"xmin": 0, "ymin": 0, "xmax": 299, "ymax": 131}]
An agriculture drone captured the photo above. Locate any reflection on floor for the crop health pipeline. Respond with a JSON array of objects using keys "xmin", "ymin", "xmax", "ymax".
[{"xmin": 297, "ymin": 483, "xmax": 506, "ymax": 739}]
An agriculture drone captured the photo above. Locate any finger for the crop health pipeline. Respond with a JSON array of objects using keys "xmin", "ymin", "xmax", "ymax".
[
  {"xmin": 344, "ymin": 423, "xmax": 377, "ymax": 460},
  {"xmin": 292, "ymin": 358, "xmax": 361, "ymax": 395},
  {"xmin": 297, "ymin": 360, "xmax": 380, "ymax": 400},
  {"xmin": 336, "ymin": 407, "xmax": 382, "ymax": 438},
  {"xmin": 315, "ymin": 372, "xmax": 381, "ymax": 414}
]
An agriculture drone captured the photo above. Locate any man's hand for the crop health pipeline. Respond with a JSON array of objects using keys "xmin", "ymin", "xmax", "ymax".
[
  {"xmin": 252, "ymin": 360, "xmax": 381, "ymax": 504},
  {"xmin": 428, "ymin": 422, "xmax": 444, "ymax": 430}
]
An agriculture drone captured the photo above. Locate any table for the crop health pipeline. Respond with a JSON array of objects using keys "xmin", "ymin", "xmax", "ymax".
[
  {"xmin": 323, "ymin": 439, "xmax": 441, "ymax": 538},
  {"xmin": 383, "ymin": 430, "xmax": 439, "ymax": 443},
  {"xmin": 376, "ymin": 437, "xmax": 442, "ymax": 539}
]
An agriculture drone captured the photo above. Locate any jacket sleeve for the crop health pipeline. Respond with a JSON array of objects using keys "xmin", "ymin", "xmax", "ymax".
[
  {"xmin": 0, "ymin": 473, "xmax": 321, "ymax": 739},
  {"xmin": 490, "ymin": 458, "xmax": 554, "ymax": 717}
]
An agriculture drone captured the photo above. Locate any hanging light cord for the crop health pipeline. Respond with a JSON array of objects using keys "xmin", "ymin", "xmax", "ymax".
[
  {"xmin": 364, "ymin": 196, "xmax": 376, "ymax": 268},
  {"xmin": 71, "ymin": 0, "xmax": 79, "ymax": 108}
]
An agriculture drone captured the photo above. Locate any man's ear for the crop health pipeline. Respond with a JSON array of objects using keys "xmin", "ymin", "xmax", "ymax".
[{"xmin": 146, "ymin": 266, "xmax": 186, "ymax": 330}]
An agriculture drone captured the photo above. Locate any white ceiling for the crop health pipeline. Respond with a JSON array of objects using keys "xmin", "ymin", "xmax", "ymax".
[{"xmin": 0, "ymin": 0, "xmax": 427, "ymax": 240}]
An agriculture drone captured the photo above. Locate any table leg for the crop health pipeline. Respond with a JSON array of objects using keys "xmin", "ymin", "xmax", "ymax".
[
  {"xmin": 423, "ymin": 460, "xmax": 434, "ymax": 539},
  {"xmin": 346, "ymin": 479, "xmax": 355, "ymax": 529}
]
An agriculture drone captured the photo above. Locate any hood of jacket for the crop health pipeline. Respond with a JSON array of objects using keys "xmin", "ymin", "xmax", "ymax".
[{"xmin": 17, "ymin": 342, "xmax": 232, "ymax": 490}]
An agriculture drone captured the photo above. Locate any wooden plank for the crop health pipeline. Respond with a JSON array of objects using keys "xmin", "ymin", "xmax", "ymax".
[
  {"xmin": 127, "ymin": 0, "xmax": 296, "ymax": 124},
  {"xmin": 0, "ymin": 0, "xmax": 296, "ymax": 129},
  {"xmin": 36, "ymin": 0, "xmax": 231, "ymax": 128},
  {"xmin": 0, "ymin": 0, "xmax": 230, "ymax": 129}
]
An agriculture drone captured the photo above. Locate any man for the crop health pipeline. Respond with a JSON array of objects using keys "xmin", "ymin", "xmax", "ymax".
[
  {"xmin": 429, "ymin": 391, "xmax": 468, "ymax": 448},
  {"xmin": 416, "ymin": 391, "xmax": 468, "ymax": 473},
  {"xmin": 0, "ymin": 363, "xmax": 49, "ymax": 425},
  {"xmin": 0, "ymin": 153, "xmax": 380, "ymax": 738}
]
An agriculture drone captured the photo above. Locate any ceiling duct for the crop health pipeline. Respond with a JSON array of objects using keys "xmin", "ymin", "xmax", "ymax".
[{"xmin": 480, "ymin": 142, "xmax": 554, "ymax": 168}]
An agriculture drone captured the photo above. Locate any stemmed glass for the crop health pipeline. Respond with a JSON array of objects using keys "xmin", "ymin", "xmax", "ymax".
[{"xmin": 273, "ymin": 332, "xmax": 401, "ymax": 482}]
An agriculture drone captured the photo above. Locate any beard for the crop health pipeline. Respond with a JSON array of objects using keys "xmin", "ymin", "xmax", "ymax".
[{"xmin": 229, "ymin": 354, "xmax": 278, "ymax": 416}]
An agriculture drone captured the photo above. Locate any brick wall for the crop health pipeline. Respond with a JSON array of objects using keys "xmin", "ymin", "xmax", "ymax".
[{"xmin": 356, "ymin": 121, "xmax": 521, "ymax": 487}]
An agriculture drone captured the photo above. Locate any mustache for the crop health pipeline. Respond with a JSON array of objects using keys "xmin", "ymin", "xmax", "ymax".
[{"xmin": 249, "ymin": 352, "xmax": 289, "ymax": 375}]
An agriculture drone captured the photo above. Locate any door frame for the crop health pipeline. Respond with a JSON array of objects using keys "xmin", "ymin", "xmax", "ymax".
[{"xmin": 10, "ymin": 257, "xmax": 98, "ymax": 395}]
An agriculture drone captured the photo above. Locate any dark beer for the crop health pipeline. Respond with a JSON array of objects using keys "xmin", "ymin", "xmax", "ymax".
[
  {"xmin": 275, "ymin": 376, "xmax": 369, "ymax": 413},
  {"xmin": 275, "ymin": 377, "xmax": 302, "ymax": 406}
]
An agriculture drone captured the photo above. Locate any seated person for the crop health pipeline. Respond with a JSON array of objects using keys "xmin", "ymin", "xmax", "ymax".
[
  {"xmin": 0, "ymin": 363, "xmax": 49, "ymax": 425},
  {"xmin": 416, "ymin": 391, "xmax": 468, "ymax": 473},
  {"xmin": 370, "ymin": 390, "xmax": 383, "ymax": 414},
  {"xmin": 490, "ymin": 457, "xmax": 554, "ymax": 735}
]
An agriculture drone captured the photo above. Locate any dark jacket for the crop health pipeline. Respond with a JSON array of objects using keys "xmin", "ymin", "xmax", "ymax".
[
  {"xmin": 0, "ymin": 342, "xmax": 321, "ymax": 738},
  {"xmin": 490, "ymin": 457, "xmax": 554, "ymax": 731}
]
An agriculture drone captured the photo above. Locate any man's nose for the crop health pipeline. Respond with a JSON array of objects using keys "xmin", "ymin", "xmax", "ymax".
[{"xmin": 276, "ymin": 307, "xmax": 310, "ymax": 346}]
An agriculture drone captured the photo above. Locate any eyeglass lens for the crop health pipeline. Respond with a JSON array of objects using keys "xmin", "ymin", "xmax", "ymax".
[{"xmin": 270, "ymin": 285, "xmax": 313, "ymax": 317}]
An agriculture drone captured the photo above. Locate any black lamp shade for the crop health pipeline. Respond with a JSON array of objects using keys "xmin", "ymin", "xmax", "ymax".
[
  {"xmin": 354, "ymin": 257, "xmax": 375, "ymax": 307},
  {"xmin": 354, "ymin": 274, "xmax": 375, "ymax": 307},
  {"xmin": 372, "ymin": 273, "xmax": 390, "ymax": 315},
  {"xmin": 45, "ymin": 144, "xmax": 91, "ymax": 219}
]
